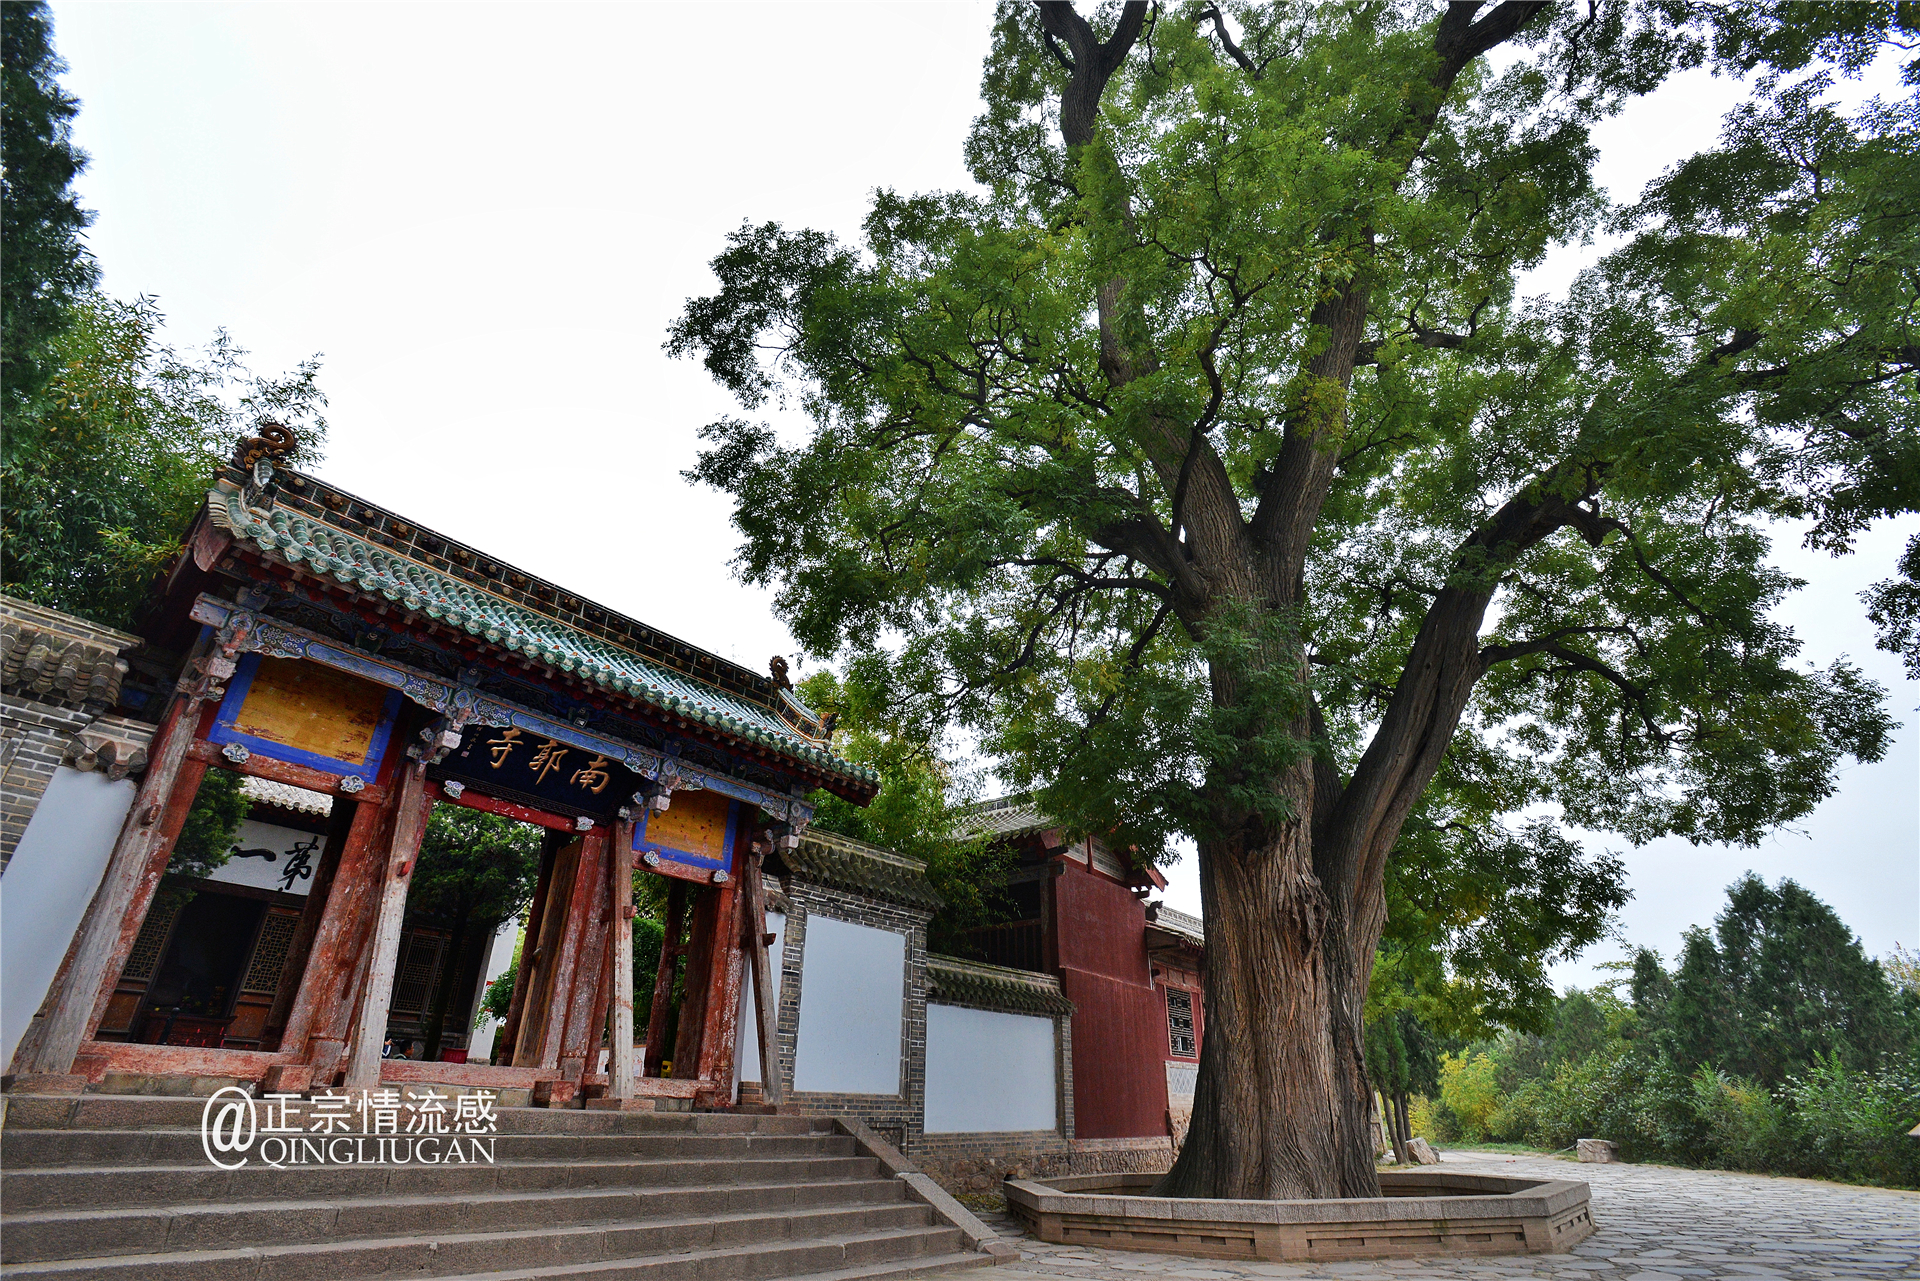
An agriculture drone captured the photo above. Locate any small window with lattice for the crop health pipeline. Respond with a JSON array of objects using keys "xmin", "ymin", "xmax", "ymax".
[{"xmin": 1166, "ymin": 987, "xmax": 1196, "ymax": 1057}]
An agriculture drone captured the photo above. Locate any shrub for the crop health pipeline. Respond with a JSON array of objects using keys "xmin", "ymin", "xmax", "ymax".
[
  {"xmin": 1779, "ymin": 1054, "xmax": 1920, "ymax": 1187},
  {"xmin": 1438, "ymin": 1052, "xmax": 1503, "ymax": 1142}
]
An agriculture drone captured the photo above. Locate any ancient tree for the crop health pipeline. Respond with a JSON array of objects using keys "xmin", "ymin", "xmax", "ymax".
[{"xmin": 669, "ymin": 1, "xmax": 1914, "ymax": 1198}]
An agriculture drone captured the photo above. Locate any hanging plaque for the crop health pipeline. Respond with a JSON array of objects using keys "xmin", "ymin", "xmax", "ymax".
[
  {"xmin": 208, "ymin": 655, "xmax": 402, "ymax": 778},
  {"xmin": 635, "ymin": 788, "xmax": 738, "ymax": 876},
  {"xmin": 432, "ymin": 721, "xmax": 639, "ymax": 819}
]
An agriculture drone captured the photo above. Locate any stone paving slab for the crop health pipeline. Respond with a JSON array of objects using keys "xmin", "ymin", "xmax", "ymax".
[{"xmin": 940, "ymin": 1149, "xmax": 1920, "ymax": 1280}]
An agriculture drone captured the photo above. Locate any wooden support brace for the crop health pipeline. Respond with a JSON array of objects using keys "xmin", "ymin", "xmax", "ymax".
[{"xmin": 742, "ymin": 848, "xmax": 782, "ymax": 1104}]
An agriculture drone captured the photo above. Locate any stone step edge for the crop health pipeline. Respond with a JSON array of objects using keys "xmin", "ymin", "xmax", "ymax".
[
  {"xmin": 0, "ymin": 1097, "xmax": 835, "ymax": 1134},
  {"xmin": 0, "ymin": 1153, "xmax": 875, "ymax": 1180},
  {"xmin": 2, "ymin": 1175, "xmax": 906, "ymax": 1229},
  {"xmin": 440, "ymin": 1246, "xmax": 1001, "ymax": 1281},
  {"xmin": 0, "ymin": 1224, "xmax": 965, "ymax": 1279},
  {"xmin": 0, "ymin": 1209, "xmax": 949, "ymax": 1275}
]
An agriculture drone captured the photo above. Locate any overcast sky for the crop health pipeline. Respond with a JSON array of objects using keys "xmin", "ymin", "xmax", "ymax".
[{"xmin": 51, "ymin": 3, "xmax": 1916, "ymax": 985}]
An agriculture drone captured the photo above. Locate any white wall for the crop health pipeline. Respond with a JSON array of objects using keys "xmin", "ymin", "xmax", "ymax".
[
  {"xmin": 733, "ymin": 910, "xmax": 785, "ymax": 1095},
  {"xmin": 464, "ymin": 915, "xmax": 521, "ymax": 1062},
  {"xmin": 792, "ymin": 913, "xmax": 904, "ymax": 1096},
  {"xmin": 1, "ymin": 767, "xmax": 138, "ymax": 1067},
  {"xmin": 924, "ymin": 1003, "xmax": 1057, "ymax": 1134}
]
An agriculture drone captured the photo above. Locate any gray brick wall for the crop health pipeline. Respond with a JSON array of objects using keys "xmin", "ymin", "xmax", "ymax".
[
  {"xmin": 767, "ymin": 879, "xmax": 934, "ymax": 1155},
  {"xmin": 0, "ymin": 596, "xmax": 147, "ymax": 873},
  {"xmin": 1, "ymin": 696, "xmax": 97, "ymax": 872}
]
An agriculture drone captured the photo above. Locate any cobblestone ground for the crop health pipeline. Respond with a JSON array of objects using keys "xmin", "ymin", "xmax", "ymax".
[{"xmin": 958, "ymin": 1149, "xmax": 1920, "ymax": 1280}]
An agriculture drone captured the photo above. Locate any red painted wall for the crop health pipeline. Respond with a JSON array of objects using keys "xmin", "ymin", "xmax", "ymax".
[{"xmin": 1051, "ymin": 859, "xmax": 1169, "ymax": 1139}]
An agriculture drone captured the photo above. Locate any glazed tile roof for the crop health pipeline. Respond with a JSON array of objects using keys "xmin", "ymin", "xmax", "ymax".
[
  {"xmin": 1, "ymin": 595, "xmax": 140, "ymax": 713},
  {"xmin": 776, "ymin": 829, "xmax": 944, "ymax": 911},
  {"xmin": 926, "ymin": 954, "xmax": 1076, "ymax": 1017},
  {"xmin": 959, "ymin": 793, "xmax": 1051, "ymax": 840},
  {"xmin": 207, "ymin": 474, "xmax": 875, "ymax": 790},
  {"xmin": 1146, "ymin": 903, "xmax": 1205, "ymax": 945},
  {"xmin": 241, "ymin": 776, "xmax": 333, "ymax": 817}
]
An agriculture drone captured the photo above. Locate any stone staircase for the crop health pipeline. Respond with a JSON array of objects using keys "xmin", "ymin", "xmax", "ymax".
[{"xmin": 0, "ymin": 1094, "xmax": 999, "ymax": 1280}]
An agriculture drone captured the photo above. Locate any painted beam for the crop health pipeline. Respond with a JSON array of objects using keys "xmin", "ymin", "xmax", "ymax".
[{"xmin": 189, "ymin": 594, "xmax": 815, "ymax": 825}]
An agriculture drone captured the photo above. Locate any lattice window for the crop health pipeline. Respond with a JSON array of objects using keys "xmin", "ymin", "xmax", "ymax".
[
  {"xmin": 241, "ymin": 909, "xmax": 302, "ymax": 995},
  {"xmin": 1166, "ymin": 987, "xmax": 1196, "ymax": 1058},
  {"xmin": 389, "ymin": 930, "xmax": 447, "ymax": 1018},
  {"xmin": 121, "ymin": 894, "xmax": 184, "ymax": 983}
]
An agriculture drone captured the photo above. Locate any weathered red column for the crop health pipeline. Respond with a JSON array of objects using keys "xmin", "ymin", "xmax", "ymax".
[
  {"xmin": 693, "ymin": 871, "xmax": 745, "ymax": 1098},
  {"xmin": 8, "ymin": 654, "xmax": 223, "ymax": 1080},
  {"xmin": 605, "ymin": 817, "xmax": 637, "ymax": 1100},
  {"xmin": 557, "ymin": 826, "xmax": 614, "ymax": 1084},
  {"xmin": 528, "ymin": 827, "xmax": 606, "ymax": 1104},
  {"xmin": 495, "ymin": 832, "xmax": 560, "ymax": 1066},
  {"xmin": 274, "ymin": 789, "xmax": 396, "ymax": 1082},
  {"xmin": 262, "ymin": 797, "xmax": 357, "ymax": 1048},
  {"xmin": 342, "ymin": 760, "xmax": 432, "ymax": 1091}
]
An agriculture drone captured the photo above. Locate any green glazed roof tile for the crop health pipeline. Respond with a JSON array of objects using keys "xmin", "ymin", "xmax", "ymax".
[
  {"xmin": 925, "ymin": 954, "xmax": 1076, "ymax": 1017},
  {"xmin": 776, "ymin": 829, "xmax": 944, "ymax": 911},
  {"xmin": 209, "ymin": 484, "xmax": 876, "ymax": 787}
]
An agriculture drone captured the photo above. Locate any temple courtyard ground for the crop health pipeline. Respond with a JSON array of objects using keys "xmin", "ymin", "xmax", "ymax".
[{"xmin": 954, "ymin": 1149, "xmax": 1920, "ymax": 1280}]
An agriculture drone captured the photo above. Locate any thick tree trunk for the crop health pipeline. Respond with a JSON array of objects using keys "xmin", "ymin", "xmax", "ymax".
[{"xmin": 1153, "ymin": 785, "xmax": 1381, "ymax": 1200}]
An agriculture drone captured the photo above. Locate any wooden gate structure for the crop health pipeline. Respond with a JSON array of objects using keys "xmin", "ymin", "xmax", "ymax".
[{"xmin": 7, "ymin": 433, "xmax": 875, "ymax": 1106}]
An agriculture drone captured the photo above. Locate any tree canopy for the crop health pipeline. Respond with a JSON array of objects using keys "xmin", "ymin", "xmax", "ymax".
[
  {"xmin": 0, "ymin": 291, "xmax": 328, "ymax": 628},
  {"xmin": 669, "ymin": 0, "xmax": 1913, "ymax": 1198},
  {"xmin": 1, "ymin": 0, "xmax": 98, "ymax": 415}
]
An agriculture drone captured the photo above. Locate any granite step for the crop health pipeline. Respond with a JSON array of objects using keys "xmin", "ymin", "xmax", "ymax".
[
  {"xmin": 0, "ymin": 1153, "xmax": 883, "ymax": 1211},
  {"xmin": 0, "ymin": 1219, "xmax": 968, "ymax": 1281},
  {"xmin": 0, "ymin": 1125, "xmax": 850, "ymax": 1167},
  {"xmin": 2, "ymin": 1094, "xmax": 834, "ymax": 1136},
  {"xmin": 1, "ymin": 1176, "xmax": 911, "ymax": 1263}
]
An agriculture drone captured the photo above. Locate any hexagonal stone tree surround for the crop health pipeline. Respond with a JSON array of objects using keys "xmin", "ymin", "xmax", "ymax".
[{"xmin": 1004, "ymin": 1169, "xmax": 1595, "ymax": 1263}]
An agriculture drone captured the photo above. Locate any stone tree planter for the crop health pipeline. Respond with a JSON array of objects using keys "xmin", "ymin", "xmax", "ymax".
[{"xmin": 1005, "ymin": 1169, "xmax": 1595, "ymax": 1263}]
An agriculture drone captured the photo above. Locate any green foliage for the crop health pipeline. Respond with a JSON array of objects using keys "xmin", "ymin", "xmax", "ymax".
[
  {"xmin": 409, "ymin": 805, "xmax": 542, "ymax": 931},
  {"xmin": 1437, "ymin": 1051, "xmax": 1504, "ymax": 1143},
  {"xmin": 668, "ymin": 2, "xmax": 1907, "ymax": 1014},
  {"xmin": 1, "ymin": 0, "xmax": 98, "ymax": 414},
  {"xmin": 1409, "ymin": 878, "xmax": 1920, "ymax": 1188},
  {"xmin": 1, "ymin": 292, "xmax": 328, "ymax": 627},
  {"xmin": 1636, "ymin": 873, "xmax": 1915, "ymax": 1085},
  {"xmin": 475, "ymin": 934, "xmax": 521, "ymax": 1029},
  {"xmin": 796, "ymin": 667, "xmax": 1012, "ymax": 954},
  {"xmin": 167, "ymin": 769, "xmax": 251, "ymax": 881}
]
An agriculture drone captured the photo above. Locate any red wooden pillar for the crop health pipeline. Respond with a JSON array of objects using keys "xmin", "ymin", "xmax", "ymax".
[
  {"xmin": 342, "ymin": 761, "xmax": 432, "ymax": 1091},
  {"xmin": 9, "ymin": 668, "xmax": 219, "ymax": 1078},
  {"xmin": 495, "ymin": 833, "xmax": 561, "ymax": 1066},
  {"xmin": 274, "ymin": 789, "xmax": 398, "ymax": 1079},
  {"xmin": 558, "ymin": 826, "xmax": 614, "ymax": 1086},
  {"xmin": 540, "ymin": 826, "xmax": 607, "ymax": 1073},
  {"xmin": 606, "ymin": 817, "xmax": 637, "ymax": 1099},
  {"xmin": 262, "ymin": 797, "xmax": 357, "ymax": 1048}
]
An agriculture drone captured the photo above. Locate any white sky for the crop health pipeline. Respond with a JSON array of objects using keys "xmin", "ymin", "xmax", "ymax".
[{"xmin": 51, "ymin": 3, "xmax": 1916, "ymax": 984}]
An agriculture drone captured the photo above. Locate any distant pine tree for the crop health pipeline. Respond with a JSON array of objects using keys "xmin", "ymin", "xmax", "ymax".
[
  {"xmin": 1, "ymin": 0, "xmax": 98, "ymax": 413},
  {"xmin": 1636, "ymin": 873, "xmax": 1915, "ymax": 1085}
]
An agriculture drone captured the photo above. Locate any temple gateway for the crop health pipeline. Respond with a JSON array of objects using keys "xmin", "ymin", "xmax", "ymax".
[{"xmin": 4, "ymin": 430, "xmax": 874, "ymax": 1109}]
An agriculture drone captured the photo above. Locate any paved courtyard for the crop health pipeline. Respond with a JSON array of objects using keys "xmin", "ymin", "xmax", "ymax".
[{"xmin": 960, "ymin": 1150, "xmax": 1920, "ymax": 1280}]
